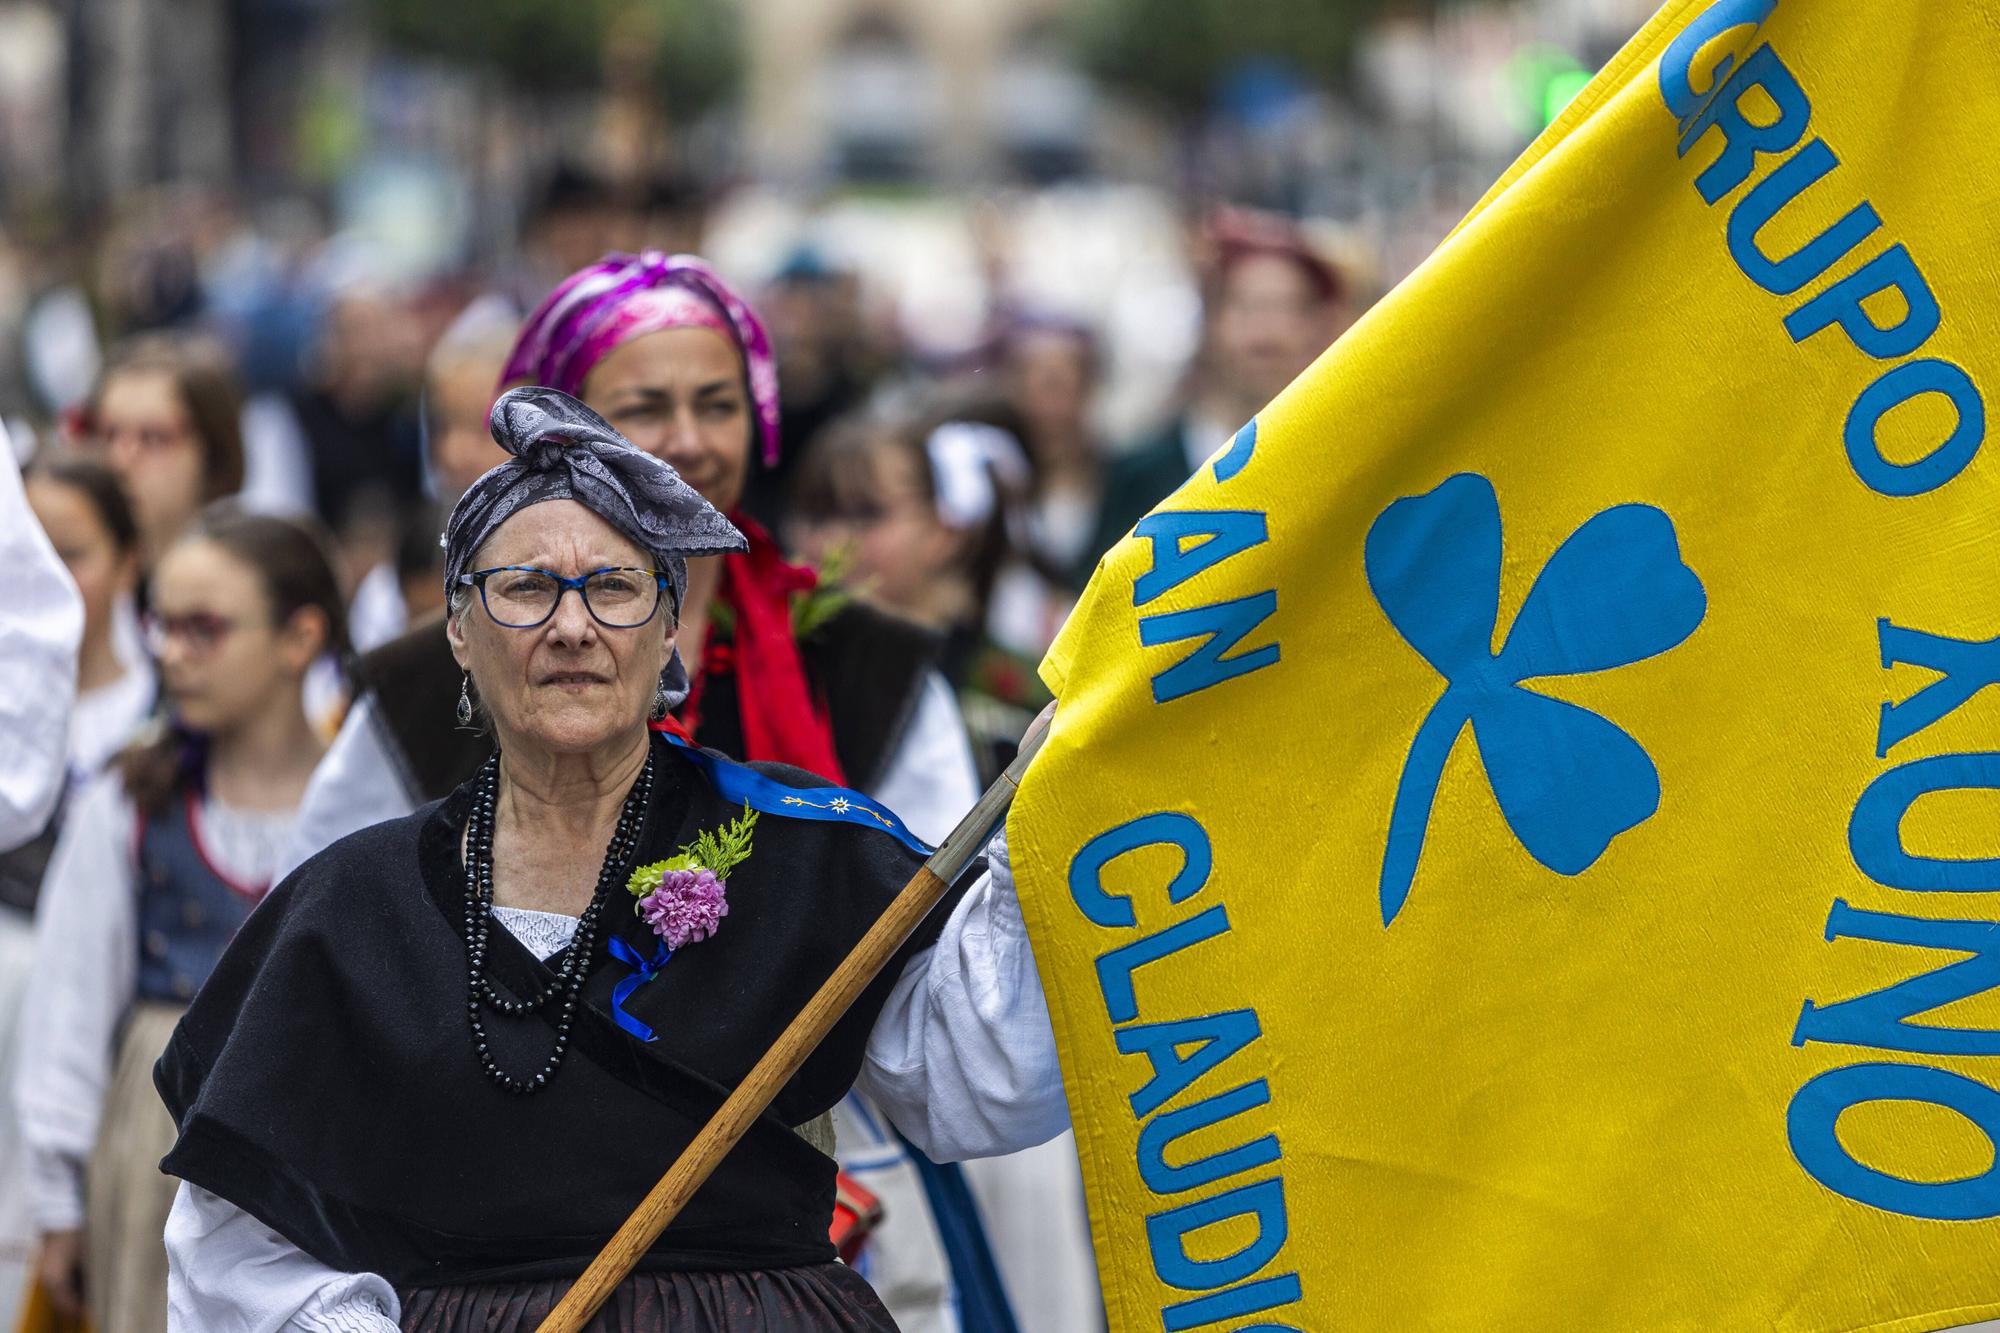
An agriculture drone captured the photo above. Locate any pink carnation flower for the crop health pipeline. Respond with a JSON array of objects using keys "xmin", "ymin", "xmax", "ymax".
[{"xmin": 638, "ymin": 868, "xmax": 730, "ymax": 951}]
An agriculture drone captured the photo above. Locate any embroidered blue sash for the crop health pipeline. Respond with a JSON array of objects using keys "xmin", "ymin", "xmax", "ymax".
[{"xmin": 659, "ymin": 733, "xmax": 934, "ymax": 857}]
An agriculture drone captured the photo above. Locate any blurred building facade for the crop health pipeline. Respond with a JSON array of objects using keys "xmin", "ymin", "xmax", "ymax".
[{"xmin": 738, "ymin": 0, "xmax": 1099, "ymax": 185}]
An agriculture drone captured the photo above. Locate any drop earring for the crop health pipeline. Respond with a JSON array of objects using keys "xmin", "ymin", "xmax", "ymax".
[
  {"xmin": 650, "ymin": 679, "xmax": 670, "ymax": 722},
  {"xmin": 456, "ymin": 673, "xmax": 475, "ymax": 728}
]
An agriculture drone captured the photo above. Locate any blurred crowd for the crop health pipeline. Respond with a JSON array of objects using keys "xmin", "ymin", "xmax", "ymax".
[{"xmin": 0, "ymin": 166, "xmax": 1362, "ymax": 1333}]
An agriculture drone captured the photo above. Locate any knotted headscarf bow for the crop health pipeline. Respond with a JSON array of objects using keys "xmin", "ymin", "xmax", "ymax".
[{"xmin": 442, "ymin": 386, "xmax": 747, "ymax": 706}]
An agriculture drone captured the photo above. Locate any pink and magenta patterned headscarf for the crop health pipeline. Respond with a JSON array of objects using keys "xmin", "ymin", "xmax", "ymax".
[{"xmin": 501, "ymin": 252, "xmax": 782, "ymax": 466}]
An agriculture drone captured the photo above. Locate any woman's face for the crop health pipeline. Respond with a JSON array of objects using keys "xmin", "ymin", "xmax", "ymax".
[
  {"xmin": 27, "ymin": 477, "xmax": 138, "ymax": 649},
  {"xmin": 582, "ymin": 326, "xmax": 753, "ymax": 515},
  {"xmin": 86, "ymin": 369, "xmax": 208, "ymax": 558},
  {"xmin": 447, "ymin": 499, "xmax": 673, "ymax": 758},
  {"xmin": 149, "ymin": 539, "xmax": 320, "ymax": 735}
]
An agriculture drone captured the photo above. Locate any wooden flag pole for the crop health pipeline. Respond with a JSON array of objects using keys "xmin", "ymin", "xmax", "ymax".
[{"xmin": 536, "ymin": 705, "xmax": 1056, "ymax": 1333}]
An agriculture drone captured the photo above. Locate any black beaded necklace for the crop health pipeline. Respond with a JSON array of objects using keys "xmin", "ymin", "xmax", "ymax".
[{"xmin": 462, "ymin": 749, "xmax": 656, "ymax": 1095}]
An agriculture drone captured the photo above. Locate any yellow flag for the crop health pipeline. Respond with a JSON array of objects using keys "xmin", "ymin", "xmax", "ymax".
[{"xmin": 1005, "ymin": 2, "xmax": 2000, "ymax": 1329}]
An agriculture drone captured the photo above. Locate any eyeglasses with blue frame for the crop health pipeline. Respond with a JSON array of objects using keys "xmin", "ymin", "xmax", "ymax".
[{"xmin": 458, "ymin": 566, "xmax": 674, "ymax": 630}]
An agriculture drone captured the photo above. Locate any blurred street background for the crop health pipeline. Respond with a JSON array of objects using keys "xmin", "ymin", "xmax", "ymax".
[{"xmin": 0, "ymin": 0, "xmax": 1654, "ymax": 458}]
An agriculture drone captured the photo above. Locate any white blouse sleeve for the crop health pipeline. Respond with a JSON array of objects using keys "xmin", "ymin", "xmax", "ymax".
[
  {"xmin": 13, "ymin": 773, "xmax": 139, "ymax": 1229},
  {"xmin": 166, "ymin": 1184, "xmax": 399, "ymax": 1333},
  {"xmin": 274, "ymin": 696, "xmax": 418, "ymax": 883},
  {"xmin": 0, "ymin": 441, "xmax": 84, "ymax": 849},
  {"xmin": 856, "ymin": 826, "xmax": 1070, "ymax": 1163},
  {"xmin": 865, "ymin": 671, "xmax": 981, "ymax": 847}
]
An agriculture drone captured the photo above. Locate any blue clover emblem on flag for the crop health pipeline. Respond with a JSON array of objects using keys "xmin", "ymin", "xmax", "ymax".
[{"xmin": 1364, "ymin": 473, "xmax": 1707, "ymax": 927}]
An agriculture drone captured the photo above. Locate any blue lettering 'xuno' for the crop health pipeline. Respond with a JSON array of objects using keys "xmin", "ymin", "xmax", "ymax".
[
  {"xmin": 1788, "ymin": 1063, "xmax": 2000, "ymax": 1220},
  {"xmin": 1849, "ymin": 753, "xmax": 2000, "ymax": 892},
  {"xmin": 1795, "ymin": 900, "xmax": 2000, "ymax": 1055},
  {"xmin": 1875, "ymin": 620, "xmax": 2000, "ymax": 757}
]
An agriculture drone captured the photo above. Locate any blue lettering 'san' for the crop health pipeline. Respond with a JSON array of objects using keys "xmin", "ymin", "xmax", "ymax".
[
  {"xmin": 1785, "ymin": 244, "xmax": 1941, "ymax": 360},
  {"xmin": 1876, "ymin": 620, "xmax": 2000, "ymax": 757},
  {"xmin": 1658, "ymin": 0, "xmax": 1778, "ymax": 125},
  {"xmin": 1213, "ymin": 420, "xmax": 1258, "ymax": 483},
  {"xmin": 1147, "ymin": 1177, "xmax": 1291, "ymax": 1291},
  {"xmin": 1141, "ymin": 590, "xmax": 1280, "ymax": 704},
  {"xmin": 1132, "ymin": 511, "xmax": 1270, "ymax": 608},
  {"xmin": 1678, "ymin": 43, "xmax": 1812, "ymax": 203},
  {"xmin": 1096, "ymin": 906, "xmax": 1232, "ymax": 1025},
  {"xmin": 1068, "ymin": 812, "xmax": 1212, "ymax": 929},
  {"xmin": 1849, "ymin": 752, "xmax": 2000, "ymax": 892},
  {"xmin": 1794, "ymin": 900, "xmax": 2000, "ymax": 1056},
  {"xmin": 1117, "ymin": 1009, "xmax": 1264, "ymax": 1119},
  {"xmin": 1843, "ymin": 359, "xmax": 1985, "ymax": 497},
  {"xmin": 1788, "ymin": 1062, "xmax": 2000, "ymax": 1220},
  {"xmin": 1725, "ymin": 139, "xmax": 1881, "ymax": 294},
  {"xmin": 1137, "ymin": 1080, "xmax": 1280, "ymax": 1194}
]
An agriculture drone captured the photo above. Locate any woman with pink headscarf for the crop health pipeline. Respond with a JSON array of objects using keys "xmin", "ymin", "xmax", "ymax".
[{"xmin": 498, "ymin": 254, "xmax": 976, "ymax": 824}]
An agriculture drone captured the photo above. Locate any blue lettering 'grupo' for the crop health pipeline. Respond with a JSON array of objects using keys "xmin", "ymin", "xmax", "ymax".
[
  {"xmin": 1133, "ymin": 511, "xmax": 1270, "ymax": 607},
  {"xmin": 1726, "ymin": 139, "xmax": 1882, "ymax": 294},
  {"xmin": 1658, "ymin": 0, "xmax": 1778, "ymax": 125},
  {"xmin": 1788, "ymin": 1062, "xmax": 2000, "ymax": 1220},
  {"xmin": 1794, "ymin": 900, "xmax": 2000, "ymax": 1055},
  {"xmin": 1068, "ymin": 812, "xmax": 1213, "ymax": 929},
  {"xmin": 1140, "ymin": 591, "xmax": 1281, "ymax": 705},
  {"xmin": 1146, "ymin": 1177, "xmax": 1291, "ymax": 1291},
  {"xmin": 1095, "ymin": 906, "xmax": 1233, "ymax": 1025},
  {"xmin": 1118, "ymin": 1009, "xmax": 1265, "ymax": 1118},
  {"xmin": 1137, "ymin": 1080, "xmax": 1280, "ymax": 1193},
  {"xmin": 1843, "ymin": 359, "xmax": 1987, "ymax": 497},
  {"xmin": 1849, "ymin": 752, "xmax": 2000, "ymax": 892},
  {"xmin": 1876, "ymin": 620, "xmax": 2000, "ymax": 757},
  {"xmin": 1678, "ymin": 42, "xmax": 1811, "ymax": 203},
  {"xmin": 1785, "ymin": 244, "xmax": 1943, "ymax": 361}
]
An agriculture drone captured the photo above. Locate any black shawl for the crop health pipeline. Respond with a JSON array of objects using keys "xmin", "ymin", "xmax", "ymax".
[{"xmin": 156, "ymin": 734, "xmax": 966, "ymax": 1289}]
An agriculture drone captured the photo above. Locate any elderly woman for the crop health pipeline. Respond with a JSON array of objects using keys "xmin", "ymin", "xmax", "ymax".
[{"xmin": 156, "ymin": 389, "xmax": 1064, "ymax": 1332}]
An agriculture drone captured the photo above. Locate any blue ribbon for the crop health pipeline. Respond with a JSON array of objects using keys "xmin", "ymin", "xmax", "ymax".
[
  {"xmin": 658, "ymin": 733, "xmax": 934, "ymax": 857},
  {"xmin": 606, "ymin": 935, "xmax": 674, "ymax": 1042}
]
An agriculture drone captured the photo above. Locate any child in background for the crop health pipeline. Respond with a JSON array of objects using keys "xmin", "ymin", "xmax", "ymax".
[
  {"xmin": 788, "ymin": 406, "xmax": 1054, "ymax": 784},
  {"xmin": 14, "ymin": 506, "xmax": 346, "ymax": 1333}
]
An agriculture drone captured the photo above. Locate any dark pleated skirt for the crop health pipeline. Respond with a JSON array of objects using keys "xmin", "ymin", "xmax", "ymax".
[{"xmin": 398, "ymin": 1263, "xmax": 899, "ymax": 1332}]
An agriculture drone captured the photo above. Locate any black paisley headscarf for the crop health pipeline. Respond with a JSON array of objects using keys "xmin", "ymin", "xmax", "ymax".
[{"xmin": 442, "ymin": 386, "xmax": 745, "ymax": 705}]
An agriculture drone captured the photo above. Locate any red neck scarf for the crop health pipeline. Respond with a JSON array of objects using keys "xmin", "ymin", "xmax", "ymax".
[{"xmin": 673, "ymin": 516, "xmax": 846, "ymax": 783}]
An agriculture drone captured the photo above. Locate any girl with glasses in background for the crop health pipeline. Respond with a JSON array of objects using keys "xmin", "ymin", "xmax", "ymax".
[{"xmin": 13, "ymin": 505, "xmax": 346, "ymax": 1333}]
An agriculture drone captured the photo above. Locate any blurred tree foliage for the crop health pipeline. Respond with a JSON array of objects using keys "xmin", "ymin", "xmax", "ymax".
[
  {"xmin": 1071, "ymin": 0, "xmax": 1399, "ymax": 111},
  {"xmin": 366, "ymin": 0, "xmax": 740, "ymax": 120}
]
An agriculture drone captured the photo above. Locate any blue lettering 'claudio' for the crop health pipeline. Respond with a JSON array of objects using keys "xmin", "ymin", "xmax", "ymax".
[
  {"xmin": 1365, "ymin": 473, "xmax": 1706, "ymax": 926},
  {"xmin": 1664, "ymin": 0, "xmax": 2000, "ymax": 1223},
  {"xmin": 1067, "ymin": 811, "xmax": 1303, "ymax": 1327}
]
